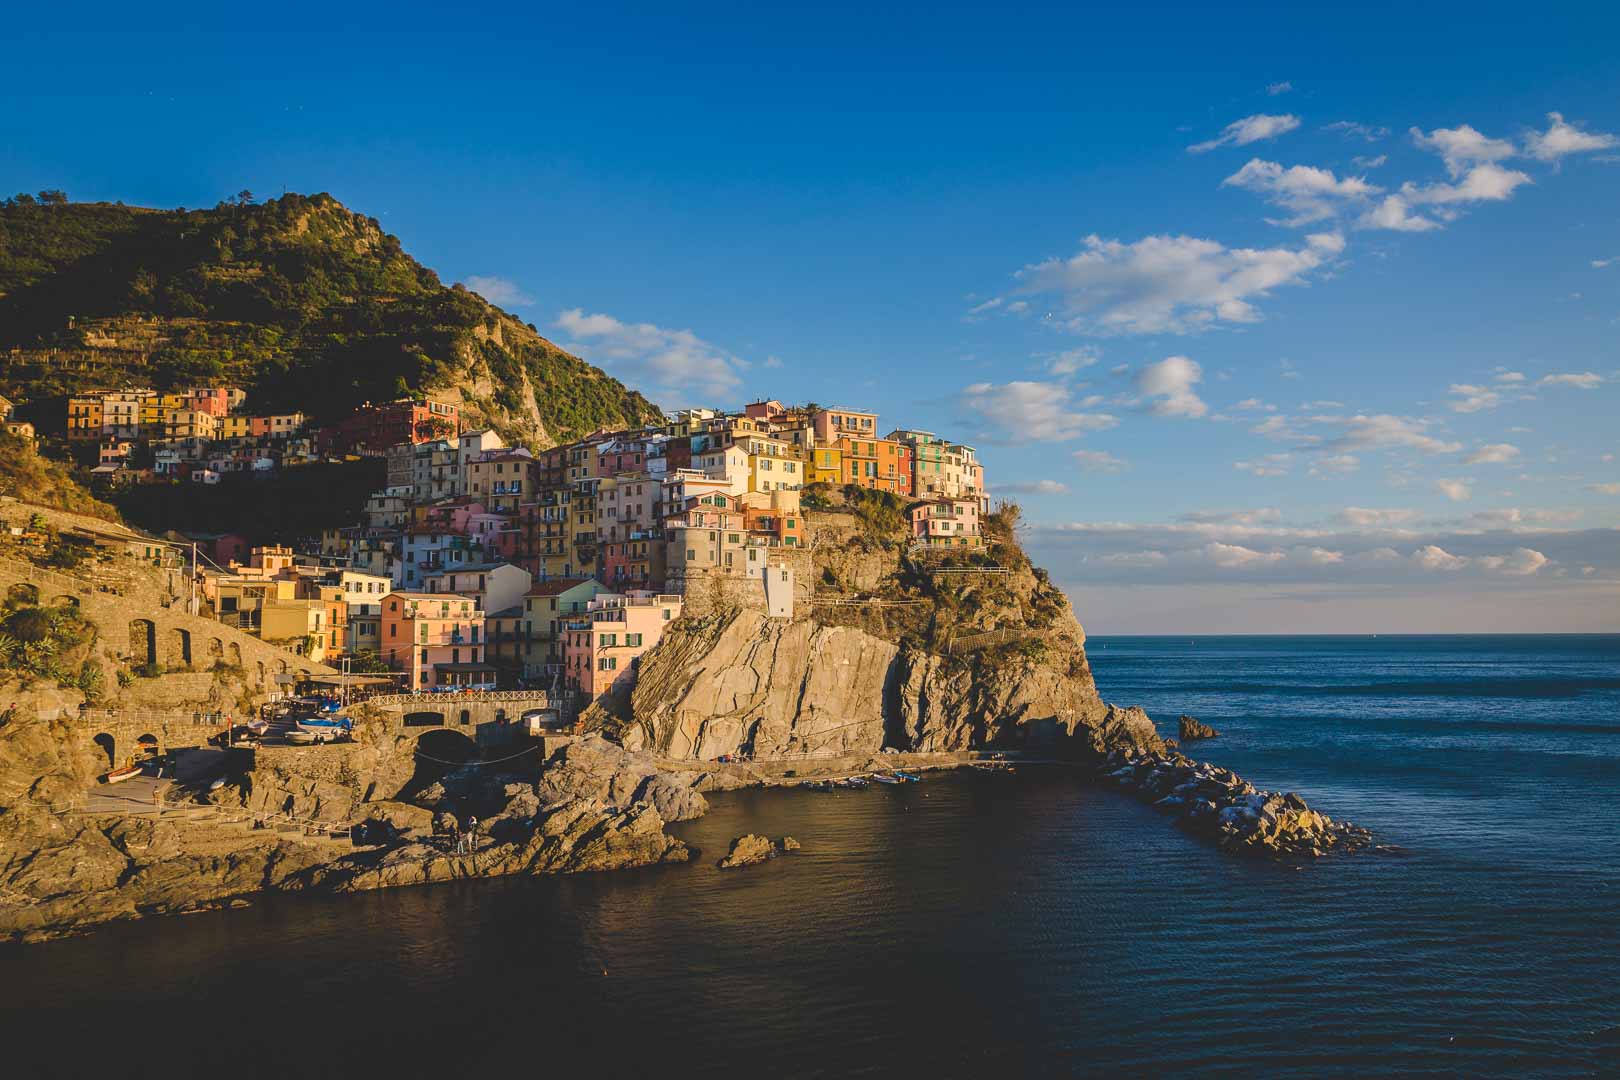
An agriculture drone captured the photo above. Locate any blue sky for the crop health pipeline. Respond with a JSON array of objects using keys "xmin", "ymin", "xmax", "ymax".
[{"xmin": 5, "ymin": 2, "xmax": 1618, "ymax": 632}]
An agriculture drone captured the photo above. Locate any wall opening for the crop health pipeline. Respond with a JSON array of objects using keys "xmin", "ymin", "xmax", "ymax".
[
  {"xmin": 93, "ymin": 733, "xmax": 116, "ymax": 768},
  {"xmin": 136, "ymin": 733, "xmax": 159, "ymax": 758},
  {"xmin": 129, "ymin": 619, "xmax": 156, "ymax": 666},
  {"xmin": 167, "ymin": 627, "xmax": 192, "ymax": 669}
]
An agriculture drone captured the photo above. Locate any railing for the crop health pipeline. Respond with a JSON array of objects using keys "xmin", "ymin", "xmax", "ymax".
[
  {"xmin": 367, "ymin": 690, "xmax": 552, "ymax": 707},
  {"xmin": 78, "ymin": 707, "xmax": 232, "ymax": 727},
  {"xmin": 944, "ymin": 627, "xmax": 1031, "ymax": 654}
]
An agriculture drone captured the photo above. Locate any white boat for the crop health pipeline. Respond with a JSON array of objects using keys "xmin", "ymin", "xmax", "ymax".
[
  {"xmin": 283, "ymin": 730, "xmax": 320, "ymax": 746},
  {"xmin": 104, "ymin": 764, "xmax": 143, "ymax": 784}
]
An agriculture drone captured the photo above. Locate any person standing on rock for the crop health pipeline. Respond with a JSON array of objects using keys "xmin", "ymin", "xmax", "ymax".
[{"xmin": 466, "ymin": 815, "xmax": 479, "ymax": 853}]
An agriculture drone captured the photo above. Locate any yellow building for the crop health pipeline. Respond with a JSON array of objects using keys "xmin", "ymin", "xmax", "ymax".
[
  {"xmin": 749, "ymin": 448, "xmax": 804, "ymax": 493},
  {"xmin": 219, "ymin": 415, "xmax": 252, "ymax": 440},
  {"xmin": 808, "ymin": 445, "xmax": 843, "ymax": 486},
  {"xmin": 139, "ymin": 392, "xmax": 187, "ymax": 434},
  {"xmin": 67, "ymin": 395, "xmax": 104, "ymax": 441}
]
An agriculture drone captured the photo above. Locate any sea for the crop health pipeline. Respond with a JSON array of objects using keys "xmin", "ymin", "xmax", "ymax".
[{"xmin": 1, "ymin": 634, "xmax": 1616, "ymax": 1078}]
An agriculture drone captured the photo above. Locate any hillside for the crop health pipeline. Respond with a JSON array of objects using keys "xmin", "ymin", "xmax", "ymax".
[{"xmin": 0, "ymin": 192, "xmax": 660, "ymax": 446}]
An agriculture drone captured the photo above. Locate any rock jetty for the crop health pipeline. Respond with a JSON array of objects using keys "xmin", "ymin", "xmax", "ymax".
[
  {"xmin": 1099, "ymin": 747, "xmax": 1371, "ymax": 859},
  {"xmin": 718, "ymin": 834, "xmax": 799, "ymax": 868},
  {"xmin": 1178, "ymin": 715, "xmax": 1219, "ymax": 741}
]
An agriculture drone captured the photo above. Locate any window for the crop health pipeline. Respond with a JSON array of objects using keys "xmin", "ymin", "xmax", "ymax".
[
  {"xmin": 626, "ymin": 633, "xmax": 643, "ymax": 647},
  {"xmin": 600, "ymin": 633, "xmax": 617, "ymax": 647}
]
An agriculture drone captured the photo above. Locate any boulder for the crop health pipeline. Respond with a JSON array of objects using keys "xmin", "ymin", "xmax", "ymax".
[
  {"xmin": 718, "ymin": 834, "xmax": 777, "ymax": 868},
  {"xmin": 1178, "ymin": 715, "xmax": 1220, "ymax": 741},
  {"xmin": 537, "ymin": 737, "xmax": 708, "ymax": 822},
  {"xmin": 781, "ymin": 835, "xmax": 801, "ymax": 852}
]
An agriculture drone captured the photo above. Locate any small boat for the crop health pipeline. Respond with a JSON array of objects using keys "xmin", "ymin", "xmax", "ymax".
[
  {"xmin": 868, "ymin": 774, "xmax": 902, "ymax": 785},
  {"xmin": 104, "ymin": 764, "xmax": 143, "ymax": 784},
  {"xmin": 283, "ymin": 730, "xmax": 320, "ymax": 746},
  {"xmin": 895, "ymin": 771, "xmax": 922, "ymax": 783},
  {"xmin": 295, "ymin": 716, "xmax": 353, "ymax": 742}
]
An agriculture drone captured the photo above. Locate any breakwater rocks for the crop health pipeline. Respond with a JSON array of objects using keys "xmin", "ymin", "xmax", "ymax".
[
  {"xmin": 718, "ymin": 834, "xmax": 799, "ymax": 868},
  {"xmin": 1099, "ymin": 748, "xmax": 1371, "ymax": 860},
  {"xmin": 1178, "ymin": 715, "xmax": 1219, "ymax": 741}
]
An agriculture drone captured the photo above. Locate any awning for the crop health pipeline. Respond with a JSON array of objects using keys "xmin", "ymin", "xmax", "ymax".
[{"xmin": 432, "ymin": 663, "xmax": 498, "ymax": 673}]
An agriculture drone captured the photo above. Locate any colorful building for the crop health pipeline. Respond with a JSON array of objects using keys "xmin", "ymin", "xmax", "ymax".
[
  {"xmin": 910, "ymin": 497, "xmax": 984, "ymax": 549},
  {"xmin": 380, "ymin": 591, "xmax": 491, "ymax": 691},
  {"xmin": 812, "ymin": 406, "xmax": 879, "ymax": 444},
  {"xmin": 562, "ymin": 592, "xmax": 683, "ymax": 699},
  {"xmin": 522, "ymin": 578, "xmax": 609, "ymax": 674}
]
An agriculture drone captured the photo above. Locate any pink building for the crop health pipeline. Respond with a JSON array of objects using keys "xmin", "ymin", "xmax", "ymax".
[
  {"xmin": 380, "ymin": 591, "xmax": 492, "ymax": 691},
  {"xmin": 910, "ymin": 497, "xmax": 984, "ymax": 549},
  {"xmin": 562, "ymin": 592, "xmax": 683, "ymax": 699}
]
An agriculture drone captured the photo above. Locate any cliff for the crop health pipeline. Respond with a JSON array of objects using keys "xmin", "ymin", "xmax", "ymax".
[
  {"xmin": 601, "ymin": 491, "xmax": 1163, "ymax": 762},
  {"xmin": 0, "ymin": 193, "xmax": 660, "ymax": 446}
]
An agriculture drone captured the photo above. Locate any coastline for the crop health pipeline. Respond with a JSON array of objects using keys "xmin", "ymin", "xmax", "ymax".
[{"xmin": 0, "ymin": 730, "xmax": 1369, "ymax": 945}]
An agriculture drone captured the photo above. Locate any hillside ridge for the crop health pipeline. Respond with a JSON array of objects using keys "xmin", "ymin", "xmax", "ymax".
[{"xmin": 0, "ymin": 192, "xmax": 659, "ymax": 447}]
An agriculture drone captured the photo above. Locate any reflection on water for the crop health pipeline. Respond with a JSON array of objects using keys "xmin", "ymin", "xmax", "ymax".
[{"xmin": 1, "ymin": 635, "xmax": 1616, "ymax": 1078}]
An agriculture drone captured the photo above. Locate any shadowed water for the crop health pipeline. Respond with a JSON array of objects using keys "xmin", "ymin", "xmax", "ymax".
[{"xmin": 1, "ymin": 635, "xmax": 1616, "ymax": 1077}]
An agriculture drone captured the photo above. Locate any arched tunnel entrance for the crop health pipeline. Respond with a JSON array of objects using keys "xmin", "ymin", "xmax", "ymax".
[
  {"xmin": 399, "ymin": 728, "xmax": 483, "ymax": 803},
  {"xmin": 93, "ymin": 733, "xmax": 117, "ymax": 769}
]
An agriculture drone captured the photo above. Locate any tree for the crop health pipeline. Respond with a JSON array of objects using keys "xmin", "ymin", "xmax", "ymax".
[
  {"xmin": 235, "ymin": 190, "xmax": 255, "ymax": 205},
  {"xmin": 37, "ymin": 190, "xmax": 68, "ymax": 206}
]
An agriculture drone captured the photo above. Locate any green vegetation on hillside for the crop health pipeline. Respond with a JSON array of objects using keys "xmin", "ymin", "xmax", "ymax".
[
  {"xmin": 0, "ymin": 192, "xmax": 660, "ymax": 444},
  {"xmin": 112, "ymin": 459, "xmax": 386, "ymax": 545},
  {"xmin": 0, "ymin": 583, "xmax": 101, "ymax": 695},
  {"xmin": 0, "ymin": 432, "xmax": 119, "ymax": 520}
]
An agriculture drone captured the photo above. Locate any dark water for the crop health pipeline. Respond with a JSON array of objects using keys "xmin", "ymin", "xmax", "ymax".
[{"xmin": 3, "ymin": 635, "xmax": 1618, "ymax": 1078}]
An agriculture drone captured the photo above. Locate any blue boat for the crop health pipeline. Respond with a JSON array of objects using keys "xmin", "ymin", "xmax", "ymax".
[
  {"xmin": 868, "ymin": 774, "xmax": 902, "ymax": 785},
  {"xmin": 295, "ymin": 716, "xmax": 353, "ymax": 742},
  {"xmin": 895, "ymin": 771, "xmax": 922, "ymax": 783}
]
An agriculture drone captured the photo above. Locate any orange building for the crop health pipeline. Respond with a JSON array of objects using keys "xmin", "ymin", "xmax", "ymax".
[
  {"xmin": 67, "ymin": 395, "xmax": 104, "ymax": 441},
  {"xmin": 837, "ymin": 436, "xmax": 913, "ymax": 496},
  {"xmin": 380, "ymin": 591, "xmax": 491, "ymax": 691}
]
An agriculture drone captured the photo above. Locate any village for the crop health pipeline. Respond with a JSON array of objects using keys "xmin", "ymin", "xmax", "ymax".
[{"xmin": 12, "ymin": 389, "xmax": 991, "ymax": 709}]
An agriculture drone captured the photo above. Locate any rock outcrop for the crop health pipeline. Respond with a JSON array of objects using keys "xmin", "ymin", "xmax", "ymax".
[
  {"xmin": 1100, "ymin": 747, "xmax": 1371, "ymax": 859},
  {"xmin": 717, "ymin": 834, "xmax": 800, "ymax": 868},
  {"xmin": 618, "ymin": 610, "xmax": 1161, "ymax": 763},
  {"xmin": 536, "ymin": 736, "xmax": 709, "ymax": 822},
  {"xmin": 1178, "ymin": 715, "xmax": 1220, "ymax": 741}
]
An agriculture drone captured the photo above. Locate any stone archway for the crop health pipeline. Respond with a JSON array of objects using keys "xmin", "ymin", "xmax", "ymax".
[
  {"xmin": 7, "ymin": 583, "xmax": 39, "ymax": 607},
  {"xmin": 136, "ymin": 733, "xmax": 159, "ymax": 758},
  {"xmin": 93, "ymin": 732, "xmax": 117, "ymax": 768},
  {"xmin": 458, "ymin": 708, "xmax": 471, "ymax": 727},
  {"xmin": 403, "ymin": 710, "xmax": 446, "ymax": 727},
  {"xmin": 256, "ymin": 660, "xmax": 267, "ymax": 688},
  {"xmin": 229, "ymin": 642, "xmax": 244, "ymax": 670},
  {"xmin": 166, "ymin": 627, "xmax": 192, "ymax": 669},
  {"xmin": 52, "ymin": 594, "xmax": 79, "ymax": 608},
  {"xmin": 208, "ymin": 637, "xmax": 224, "ymax": 664},
  {"xmin": 416, "ymin": 728, "xmax": 478, "ymax": 763},
  {"xmin": 129, "ymin": 619, "xmax": 156, "ymax": 667}
]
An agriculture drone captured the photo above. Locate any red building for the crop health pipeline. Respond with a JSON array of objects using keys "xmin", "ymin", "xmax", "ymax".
[{"xmin": 318, "ymin": 399, "xmax": 460, "ymax": 455}]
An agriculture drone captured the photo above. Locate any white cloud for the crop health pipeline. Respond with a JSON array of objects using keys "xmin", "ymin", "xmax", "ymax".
[
  {"xmin": 1448, "ymin": 383, "xmax": 1502, "ymax": 413},
  {"xmin": 1318, "ymin": 414, "xmax": 1463, "ymax": 455},
  {"xmin": 1135, "ymin": 356, "xmax": 1208, "ymax": 418},
  {"xmin": 555, "ymin": 308, "xmax": 744, "ymax": 402},
  {"xmin": 1235, "ymin": 453, "xmax": 1293, "ymax": 477},
  {"xmin": 1476, "ymin": 548, "xmax": 1550, "ymax": 576},
  {"xmin": 1324, "ymin": 121, "xmax": 1390, "ymax": 143},
  {"xmin": 1004, "ymin": 231, "xmax": 1342, "ymax": 335},
  {"xmin": 1352, "ymin": 154, "xmax": 1388, "ymax": 169},
  {"xmin": 1587, "ymin": 483, "xmax": 1620, "ymax": 495},
  {"xmin": 1435, "ymin": 478, "xmax": 1473, "ymax": 502},
  {"xmin": 1233, "ymin": 397, "xmax": 1275, "ymax": 411},
  {"xmin": 1266, "ymin": 81, "xmax": 1293, "ymax": 96},
  {"xmin": 959, "ymin": 381, "xmax": 1119, "ymax": 442},
  {"xmin": 1001, "ymin": 479, "xmax": 1071, "ymax": 495},
  {"xmin": 1401, "ymin": 163, "xmax": 1533, "ymax": 206},
  {"xmin": 1410, "ymin": 123, "xmax": 1517, "ymax": 177},
  {"xmin": 1524, "ymin": 112, "xmax": 1618, "ymax": 163},
  {"xmin": 1222, "ymin": 158, "xmax": 1381, "ymax": 225},
  {"xmin": 1189, "ymin": 113, "xmax": 1302, "ymax": 153},
  {"xmin": 1594, "ymin": 257, "xmax": 1618, "ymax": 269},
  {"xmin": 1202, "ymin": 541, "xmax": 1285, "ymax": 568},
  {"xmin": 1336, "ymin": 507, "xmax": 1420, "ymax": 527},
  {"xmin": 1073, "ymin": 449, "xmax": 1128, "ymax": 473},
  {"xmin": 1412, "ymin": 544, "xmax": 1468, "ymax": 571},
  {"xmin": 1463, "ymin": 443, "xmax": 1521, "ymax": 465},
  {"xmin": 1310, "ymin": 454, "xmax": 1361, "ymax": 476},
  {"xmin": 1359, "ymin": 194, "xmax": 1442, "ymax": 232},
  {"xmin": 1180, "ymin": 508, "xmax": 1282, "ymax": 526},
  {"xmin": 1494, "ymin": 370, "xmax": 1526, "ymax": 383},
  {"xmin": 1538, "ymin": 372, "xmax": 1603, "ymax": 389},
  {"xmin": 1046, "ymin": 347, "xmax": 1101, "ymax": 375},
  {"xmin": 1303, "ymin": 546, "xmax": 1345, "ymax": 565},
  {"xmin": 463, "ymin": 275, "xmax": 534, "ymax": 307}
]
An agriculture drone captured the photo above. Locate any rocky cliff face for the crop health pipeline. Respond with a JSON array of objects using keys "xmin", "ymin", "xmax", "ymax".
[
  {"xmin": 616, "ymin": 608, "xmax": 1160, "ymax": 762},
  {"xmin": 605, "ymin": 495, "xmax": 1162, "ymax": 763}
]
